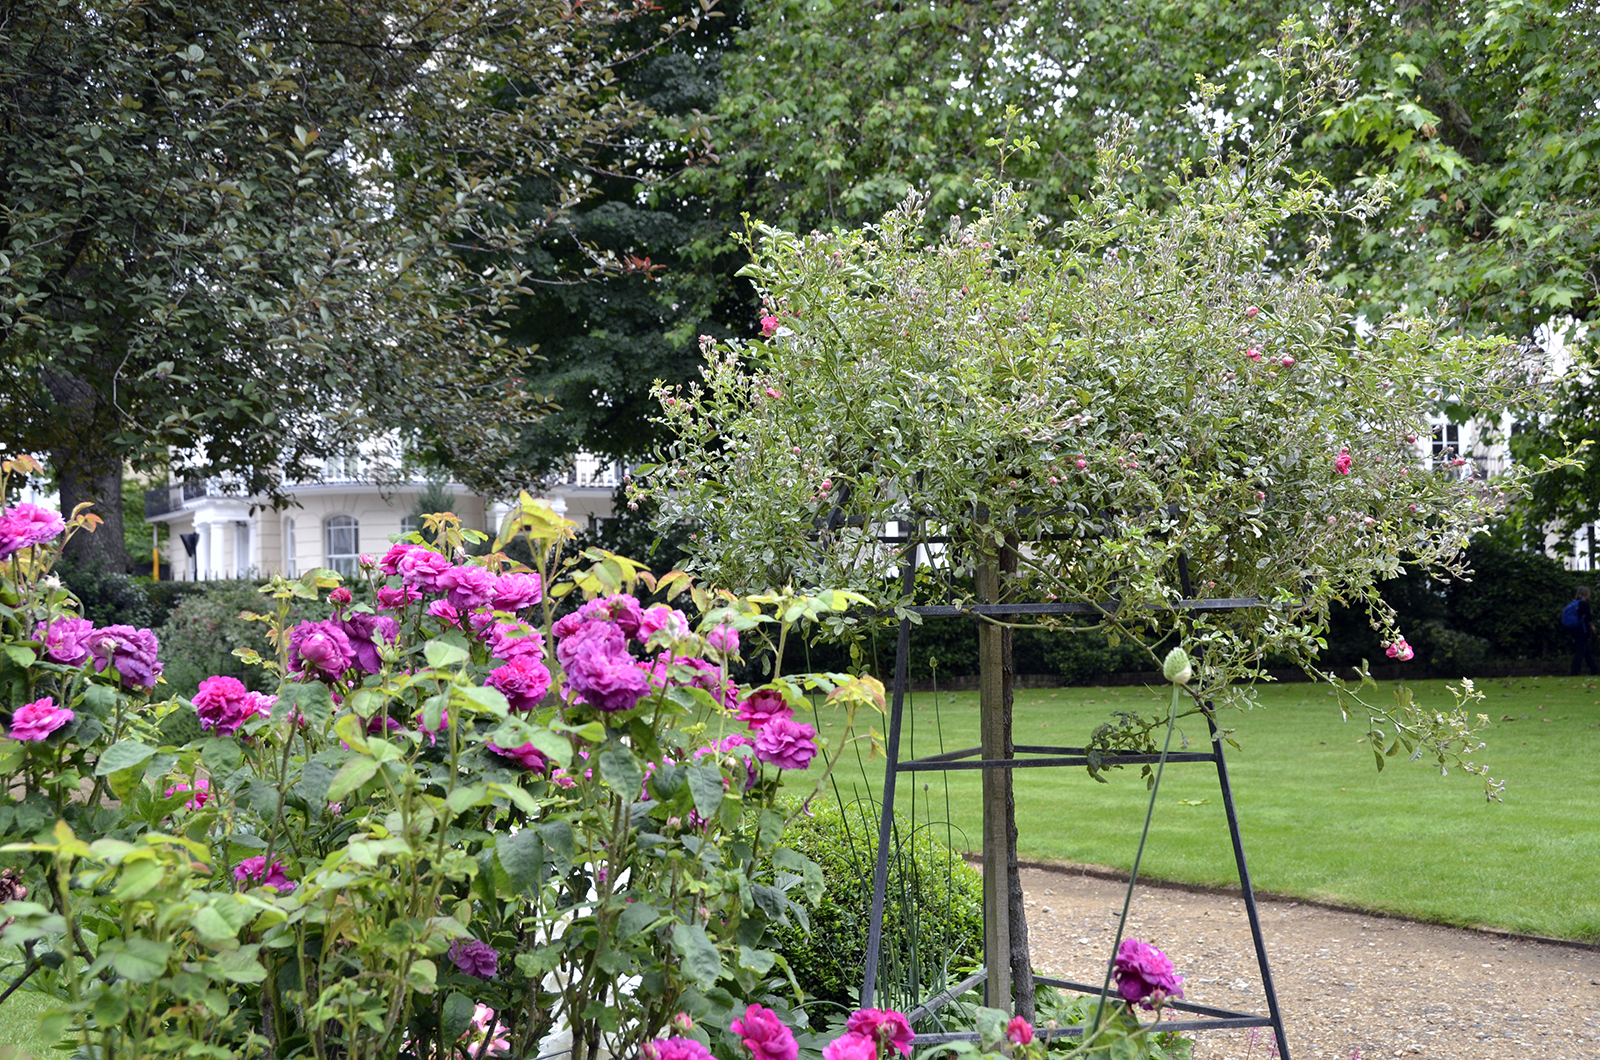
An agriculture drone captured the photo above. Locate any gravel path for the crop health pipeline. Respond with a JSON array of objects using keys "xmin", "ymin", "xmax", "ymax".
[{"xmin": 1017, "ymin": 865, "xmax": 1600, "ymax": 1059}]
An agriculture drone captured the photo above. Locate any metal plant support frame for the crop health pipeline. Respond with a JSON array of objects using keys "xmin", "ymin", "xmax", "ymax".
[{"xmin": 857, "ymin": 543, "xmax": 1293, "ymax": 1059}]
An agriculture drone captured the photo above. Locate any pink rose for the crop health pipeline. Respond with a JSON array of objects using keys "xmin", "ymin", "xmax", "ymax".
[
  {"xmin": 234, "ymin": 856, "xmax": 295, "ymax": 893},
  {"xmin": 0, "ymin": 503, "xmax": 65, "ymax": 559},
  {"xmin": 397, "ymin": 547, "xmax": 452, "ymax": 592},
  {"xmin": 487, "ymin": 621, "xmax": 544, "ymax": 661},
  {"xmin": 637, "ymin": 604, "xmax": 690, "ymax": 644},
  {"xmin": 821, "ymin": 1034, "xmax": 877, "ymax": 1060},
  {"xmin": 705, "ymin": 623, "xmax": 739, "ymax": 656},
  {"xmin": 643, "ymin": 1039, "xmax": 713, "ymax": 1060},
  {"xmin": 486, "ymin": 655, "xmax": 553, "ymax": 711},
  {"xmin": 491, "ymin": 571, "xmax": 543, "ymax": 611},
  {"xmin": 1334, "ymin": 451, "xmax": 1353, "ymax": 475},
  {"xmin": 754, "ymin": 717, "xmax": 818, "ymax": 771},
  {"xmin": 738, "ymin": 688, "xmax": 793, "ymax": 731},
  {"xmin": 844, "ymin": 1009, "xmax": 914, "ymax": 1058},
  {"xmin": 1245, "ymin": 346, "xmax": 1263, "ymax": 362},
  {"xmin": 488, "ymin": 741, "xmax": 549, "ymax": 771},
  {"xmin": 1112, "ymin": 938, "xmax": 1184, "ymax": 1010},
  {"xmin": 731, "ymin": 1005, "xmax": 797, "ymax": 1060},
  {"xmin": 1280, "ymin": 354, "xmax": 1296, "ymax": 368},
  {"xmin": 1006, "ymin": 1017, "xmax": 1033, "ymax": 1046},
  {"xmin": 427, "ymin": 599, "xmax": 460, "ymax": 624},
  {"xmin": 6, "ymin": 696, "xmax": 73, "ymax": 741},
  {"xmin": 377, "ymin": 584, "xmax": 422, "ymax": 610},
  {"xmin": 1385, "ymin": 638, "xmax": 1414, "ymax": 662},
  {"xmin": 437, "ymin": 564, "xmax": 496, "ymax": 610},
  {"xmin": 329, "ymin": 587, "xmax": 352, "ymax": 605},
  {"xmin": 760, "ymin": 315, "xmax": 779, "ymax": 338},
  {"xmin": 164, "ymin": 778, "xmax": 210, "ymax": 810},
  {"xmin": 192, "ymin": 675, "xmax": 269, "ymax": 735}
]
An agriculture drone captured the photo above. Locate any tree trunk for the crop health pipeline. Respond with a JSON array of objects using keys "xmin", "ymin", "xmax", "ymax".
[
  {"xmin": 977, "ymin": 556, "xmax": 1012, "ymax": 1011},
  {"xmin": 53, "ymin": 448, "xmax": 128, "ymax": 573},
  {"xmin": 1001, "ymin": 537, "xmax": 1035, "ymax": 1021}
]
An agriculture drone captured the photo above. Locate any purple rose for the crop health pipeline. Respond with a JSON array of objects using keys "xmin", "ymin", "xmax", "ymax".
[
  {"xmin": 89, "ymin": 625, "xmax": 163, "ymax": 689},
  {"xmin": 340, "ymin": 611, "xmax": 399, "ymax": 674},
  {"xmin": 820, "ymin": 1034, "xmax": 877, "ymax": 1060},
  {"xmin": 754, "ymin": 717, "xmax": 818, "ymax": 771},
  {"xmin": 7, "ymin": 696, "xmax": 73, "ymax": 741},
  {"xmin": 448, "ymin": 938, "xmax": 499, "ymax": 979},
  {"xmin": 737, "ymin": 688, "xmax": 793, "ymax": 731},
  {"xmin": 437, "ymin": 564, "xmax": 496, "ymax": 611},
  {"xmin": 234, "ymin": 856, "xmax": 295, "ymax": 892},
  {"xmin": 491, "ymin": 572, "xmax": 543, "ymax": 612},
  {"xmin": 642, "ymin": 1039, "xmax": 713, "ymax": 1060},
  {"xmin": 556, "ymin": 594, "xmax": 643, "ymax": 641},
  {"xmin": 731, "ymin": 1006, "xmax": 797, "ymax": 1060},
  {"xmin": 288, "ymin": 620, "xmax": 355, "ymax": 681},
  {"xmin": 485, "ymin": 655, "xmax": 553, "ymax": 711},
  {"xmin": 560, "ymin": 623, "xmax": 650, "ymax": 712},
  {"xmin": 192, "ymin": 675, "xmax": 268, "ymax": 736},
  {"xmin": 36, "ymin": 617, "xmax": 94, "ymax": 666},
  {"xmin": 0, "ymin": 504, "xmax": 65, "ymax": 559},
  {"xmin": 397, "ymin": 547, "xmax": 452, "ymax": 592},
  {"xmin": 1112, "ymin": 938, "xmax": 1184, "ymax": 1010},
  {"xmin": 845, "ymin": 1009, "xmax": 914, "ymax": 1058}
]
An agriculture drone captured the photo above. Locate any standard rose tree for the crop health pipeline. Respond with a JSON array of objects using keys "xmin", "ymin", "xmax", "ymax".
[{"xmin": 639, "ymin": 42, "xmax": 1537, "ymax": 1018}]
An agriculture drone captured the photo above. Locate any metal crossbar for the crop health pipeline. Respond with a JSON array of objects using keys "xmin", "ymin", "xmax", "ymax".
[{"xmin": 859, "ymin": 551, "xmax": 1293, "ymax": 1059}]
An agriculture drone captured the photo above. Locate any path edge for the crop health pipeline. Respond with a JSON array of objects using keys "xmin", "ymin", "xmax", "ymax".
[{"xmin": 1000, "ymin": 855, "xmax": 1600, "ymax": 954}]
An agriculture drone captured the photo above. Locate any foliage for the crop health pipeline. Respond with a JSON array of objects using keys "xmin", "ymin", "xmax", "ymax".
[
  {"xmin": 0, "ymin": 487, "xmax": 913, "ymax": 1060},
  {"xmin": 155, "ymin": 581, "xmax": 286, "ymax": 698},
  {"xmin": 507, "ymin": 0, "xmax": 757, "ymax": 479},
  {"xmin": 1447, "ymin": 530, "xmax": 1581, "ymax": 659},
  {"xmin": 769, "ymin": 798, "xmax": 983, "ymax": 1011},
  {"xmin": 0, "ymin": 0, "xmax": 708, "ymax": 569},
  {"xmin": 54, "ymin": 557, "xmax": 154, "ymax": 629},
  {"xmin": 639, "ymin": 34, "xmax": 1538, "ymax": 797}
]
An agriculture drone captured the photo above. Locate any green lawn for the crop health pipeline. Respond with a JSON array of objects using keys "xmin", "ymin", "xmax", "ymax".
[
  {"xmin": 0, "ymin": 987, "xmax": 54, "ymax": 1060},
  {"xmin": 792, "ymin": 675, "xmax": 1600, "ymax": 941}
]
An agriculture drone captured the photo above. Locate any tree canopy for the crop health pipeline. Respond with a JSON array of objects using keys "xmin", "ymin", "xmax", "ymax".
[{"xmin": 0, "ymin": 0, "xmax": 698, "ymax": 568}]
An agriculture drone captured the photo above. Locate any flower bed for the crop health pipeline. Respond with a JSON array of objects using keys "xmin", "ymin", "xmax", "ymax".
[{"xmin": 0, "ymin": 460, "xmax": 1195, "ymax": 1059}]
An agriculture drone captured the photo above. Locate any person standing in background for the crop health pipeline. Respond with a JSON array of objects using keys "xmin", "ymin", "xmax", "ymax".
[{"xmin": 1566, "ymin": 586, "xmax": 1597, "ymax": 676}]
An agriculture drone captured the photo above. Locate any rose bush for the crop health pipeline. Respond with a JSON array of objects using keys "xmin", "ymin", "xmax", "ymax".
[{"xmin": 0, "ymin": 479, "xmax": 928, "ymax": 1060}]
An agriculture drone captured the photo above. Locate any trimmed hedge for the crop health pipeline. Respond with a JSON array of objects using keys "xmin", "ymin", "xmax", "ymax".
[{"xmin": 771, "ymin": 797, "xmax": 983, "ymax": 1010}]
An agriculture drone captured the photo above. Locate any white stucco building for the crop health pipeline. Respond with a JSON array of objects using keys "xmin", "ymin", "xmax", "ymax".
[{"xmin": 143, "ymin": 453, "xmax": 625, "ymax": 581}]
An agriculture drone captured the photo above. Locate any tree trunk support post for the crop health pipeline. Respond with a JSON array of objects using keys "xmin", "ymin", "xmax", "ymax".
[{"xmin": 975, "ymin": 557, "xmax": 1012, "ymax": 1011}]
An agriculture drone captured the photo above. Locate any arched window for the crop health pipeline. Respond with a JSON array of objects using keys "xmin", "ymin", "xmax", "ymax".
[
  {"xmin": 283, "ymin": 517, "xmax": 298, "ymax": 577},
  {"xmin": 325, "ymin": 515, "xmax": 359, "ymax": 576},
  {"xmin": 399, "ymin": 513, "xmax": 420, "ymax": 537}
]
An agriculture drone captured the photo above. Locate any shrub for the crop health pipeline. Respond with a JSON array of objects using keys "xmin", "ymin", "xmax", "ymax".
[
  {"xmin": 154, "ymin": 580, "xmax": 285, "ymax": 696},
  {"xmin": 54, "ymin": 555, "xmax": 153, "ymax": 627},
  {"xmin": 1448, "ymin": 531, "xmax": 1578, "ymax": 659},
  {"xmin": 772, "ymin": 796, "xmax": 984, "ymax": 1010}
]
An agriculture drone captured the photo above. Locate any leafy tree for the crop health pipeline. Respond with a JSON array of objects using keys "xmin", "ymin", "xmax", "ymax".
[
  {"xmin": 0, "ymin": 0, "xmax": 700, "ymax": 571},
  {"xmin": 507, "ymin": 0, "xmax": 756, "ymax": 481}
]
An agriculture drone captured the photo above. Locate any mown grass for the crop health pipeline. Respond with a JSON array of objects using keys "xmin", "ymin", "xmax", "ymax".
[
  {"xmin": 791, "ymin": 674, "xmax": 1600, "ymax": 941},
  {"xmin": 0, "ymin": 985, "xmax": 55, "ymax": 1059}
]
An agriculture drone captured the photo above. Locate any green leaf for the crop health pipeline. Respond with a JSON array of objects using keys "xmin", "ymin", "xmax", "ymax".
[
  {"xmin": 200, "ymin": 738, "xmax": 242, "ymax": 779},
  {"xmin": 686, "ymin": 762, "xmax": 725, "ymax": 819},
  {"xmin": 442, "ymin": 993, "xmax": 477, "ymax": 1044},
  {"xmin": 92, "ymin": 991, "xmax": 130, "ymax": 1025},
  {"xmin": 110, "ymin": 938, "xmax": 171, "ymax": 982},
  {"xmin": 757, "ymin": 809, "xmax": 785, "ymax": 850},
  {"xmin": 282, "ymin": 682, "xmax": 334, "ymax": 728},
  {"xmin": 406, "ymin": 958, "xmax": 437, "ymax": 994},
  {"xmin": 95, "ymin": 740, "xmax": 157, "ymax": 777},
  {"xmin": 598, "ymin": 748, "xmax": 643, "ymax": 801},
  {"xmin": 737, "ymin": 946, "xmax": 775, "ymax": 974},
  {"xmin": 2, "ymin": 645, "xmax": 36, "ymax": 668},
  {"xmin": 618, "ymin": 901, "xmax": 658, "ymax": 938},
  {"xmin": 207, "ymin": 945, "xmax": 267, "ymax": 984},
  {"xmin": 424, "ymin": 639, "xmax": 469, "ymax": 669},
  {"xmin": 670, "ymin": 922, "xmax": 723, "ymax": 988},
  {"xmin": 495, "ymin": 828, "xmax": 543, "ymax": 893},
  {"xmin": 446, "ymin": 784, "xmax": 489, "ymax": 814},
  {"xmin": 773, "ymin": 848, "xmax": 824, "ymax": 905},
  {"xmin": 325, "ymin": 757, "xmax": 379, "ymax": 802}
]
